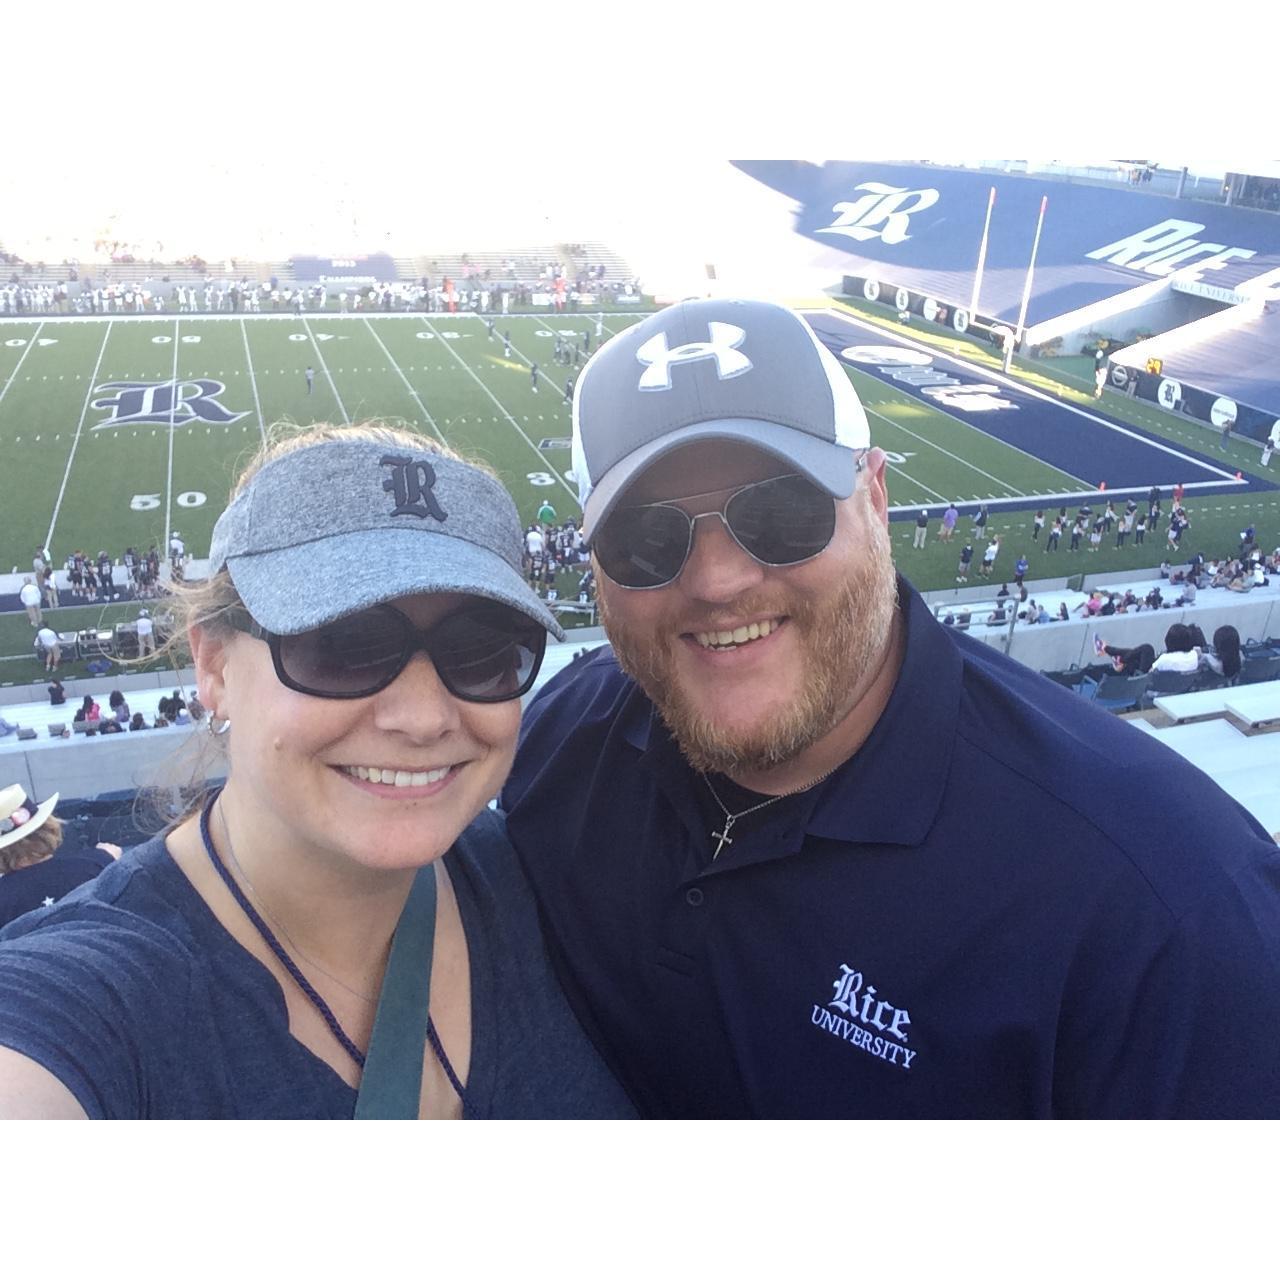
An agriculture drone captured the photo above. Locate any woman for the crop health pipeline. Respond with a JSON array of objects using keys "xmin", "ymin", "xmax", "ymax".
[
  {"xmin": 0, "ymin": 424, "xmax": 633, "ymax": 1120},
  {"xmin": 1096, "ymin": 640, "xmax": 1156, "ymax": 676},
  {"xmin": 0, "ymin": 786, "xmax": 120, "ymax": 930},
  {"xmin": 1201, "ymin": 625, "xmax": 1242, "ymax": 683},
  {"xmin": 108, "ymin": 690, "xmax": 130, "ymax": 723}
]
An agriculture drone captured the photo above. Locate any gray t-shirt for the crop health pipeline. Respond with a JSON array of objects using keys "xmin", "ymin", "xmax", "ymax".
[{"xmin": 0, "ymin": 809, "xmax": 635, "ymax": 1119}]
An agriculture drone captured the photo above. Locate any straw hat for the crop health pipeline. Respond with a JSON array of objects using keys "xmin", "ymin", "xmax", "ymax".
[{"xmin": 0, "ymin": 785, "xmax": 59, "ymax": 851}]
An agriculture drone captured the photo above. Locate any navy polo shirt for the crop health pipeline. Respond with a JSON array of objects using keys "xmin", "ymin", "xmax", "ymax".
[{"xmin": 502, "ymin": 576, "xmax": 1280, "ymax": 1118}]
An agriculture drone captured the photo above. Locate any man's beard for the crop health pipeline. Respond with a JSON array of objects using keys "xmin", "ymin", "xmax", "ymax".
[{"xmin": 600, "ymin": 518, "xmax": 900, "ymax": 777}]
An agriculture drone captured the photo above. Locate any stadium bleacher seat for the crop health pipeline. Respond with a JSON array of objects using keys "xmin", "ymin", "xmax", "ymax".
[
  {"xmin": 1141, "ymin": 670, "xmax": 1200, "ymax": 707},
  {"xmin": 1239, "ymin": 653, "xmax": 1280, "ymax": 684},
  {"xmin": 1078, "ymin": 671, "xmax": 1151, "ymax": 712}
]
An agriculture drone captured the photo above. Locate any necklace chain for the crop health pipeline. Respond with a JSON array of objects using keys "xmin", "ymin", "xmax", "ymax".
[
  {"xmin": 219, "ymin": 809, "xmax": 377, "ymax": 1004},
  {"xmin": 703, "ymin": 765, "xmax": 840, "ymax": 861}
]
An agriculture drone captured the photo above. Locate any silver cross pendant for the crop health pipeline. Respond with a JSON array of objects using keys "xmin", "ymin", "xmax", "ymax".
[{"xmin": 711, "ymin": 816, "xmax": 737, "ymax": 861}]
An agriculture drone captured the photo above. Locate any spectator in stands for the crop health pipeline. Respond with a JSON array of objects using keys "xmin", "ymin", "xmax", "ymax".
[
  {"xmin": 47, "ymin": 679, "xmax": 65, "ymax": 707},
  {"xmin": 0, "ymin": 786, "xmax": 121, "ymax": 930},
  {"xmin": 188, "ymin": 695, "xmax": 206, "ymax": 723},
  {"xmin": 0, "ymin": 423, "xmax": 630, "ymax": 1119},
  {"xmin": 1148, "ymin": 623, "xmax": 1202, "ymax": 673},
  {"xmin": 108, "ymin": 691, "xmax": 130, "ymax": 724},
  {"xmin": 1201, "ymin": 626, "xmax": 1243, "ymax": 683},
  {"xmin": 1105, "ymin": 643, "xmax": 1156, "ymax": 676},
  {"xmin": 129, "ymin": 712, "xmax": 148, "ymax": 731}
]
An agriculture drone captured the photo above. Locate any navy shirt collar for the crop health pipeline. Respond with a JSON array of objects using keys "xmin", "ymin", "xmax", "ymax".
[{"xmin": 618, "ymin": 575, "xmax": 959, "ymax": 857}]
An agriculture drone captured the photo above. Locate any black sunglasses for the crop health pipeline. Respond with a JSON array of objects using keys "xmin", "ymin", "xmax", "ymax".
[
  {"xmin": 592, "ymin": 471, "xmax": 850, "ymax": 590},
  {"xmin": 227, "ymin": 601, "xmax": 547, "ymax": 703}
]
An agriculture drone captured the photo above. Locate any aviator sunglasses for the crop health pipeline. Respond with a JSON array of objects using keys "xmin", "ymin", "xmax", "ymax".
[
  {"xmin": 227, "ymin": 601, "xmax": 547, "ymax": 703},
  {"xmin": 591, "ymin": 466, "xmax": 861, "ymax": 590}
]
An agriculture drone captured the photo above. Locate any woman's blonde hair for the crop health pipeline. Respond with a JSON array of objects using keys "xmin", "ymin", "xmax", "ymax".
[{"xmin": 0, "ymin": 814, "xmax": 63, "ymax": 874}]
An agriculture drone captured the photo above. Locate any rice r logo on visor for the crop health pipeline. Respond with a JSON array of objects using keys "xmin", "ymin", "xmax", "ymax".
[{"xmin": 380, "ymin": 454, "xmax": 448, "ymax": 521}]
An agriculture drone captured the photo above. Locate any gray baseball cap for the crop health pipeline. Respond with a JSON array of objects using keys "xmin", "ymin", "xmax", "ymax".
[
  {"xmin": 571, "ymin": 298, "xmax": 870, "ymax": 534},
  {"xmin": 208, "ymin": 439, "xmax": 564, "ymax": 639}
]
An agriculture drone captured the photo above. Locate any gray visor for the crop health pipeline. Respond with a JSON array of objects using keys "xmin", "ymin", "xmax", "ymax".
[{"xmin": 209, "ymin": 439, "xmax": 564, "ymax": 639}]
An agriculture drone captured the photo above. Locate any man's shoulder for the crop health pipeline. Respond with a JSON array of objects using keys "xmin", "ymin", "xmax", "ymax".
[
  {"xmin": 943, "ymin": 633, "xmax": 1274, "ymax": 910},
  {"xmin": 523, "ymin": 643, "xmax": 635, "ymax": 734}
]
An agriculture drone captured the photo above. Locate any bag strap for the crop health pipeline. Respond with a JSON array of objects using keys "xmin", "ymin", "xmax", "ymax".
[{"xmin": 354, "ymin": 866, "xmax": 438, "ymax": 1120}]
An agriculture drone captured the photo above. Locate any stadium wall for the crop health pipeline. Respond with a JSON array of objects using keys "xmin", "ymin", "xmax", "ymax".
[
  {"xmin": 1110, "ymin": 300, "xmax": 1279, "ymax": 442},
  {"xmin": 1025, "ymin": 280, "xmax": 1219, "ymax": 355},
  {"xmin": 965, "ymin": 597, "xmax": 1280, "ymax": 673},
  {"xmin": 9, "ymin": 729, "xmax": 225, "ymax": 811}
]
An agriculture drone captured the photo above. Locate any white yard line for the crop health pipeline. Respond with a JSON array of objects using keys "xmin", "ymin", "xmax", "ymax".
[
  {"xmin": 866, "ymin": 406, "xmax": 1030, "ymax": 496},
  {"xmin": 361, "ymin": 318, "xmax": 447, "ymax": 444},
  {"xmin": 164, "ymin": 317, "xmax": 180, "ymax": 552},
  {"xmin": 239, "ymin": 318, "xmax": 268, "ymax": 443},
  {"xmin": 422, "ymin": 317, "xmax": 579, "ymax": 506},
  {"xmin": 44, "ymin": 320, "xmax": 113, "ymax": 555},
  {"xmin": 0, "ymin": 320, "xmax": 45, "ymax": 412},
  {"xmin": 301, "ymin": 315, "xmax": 350, "ymax": 423},
  {"xmin": 886, "ymin": 465, "xmax": 949, "ymax": 504}
]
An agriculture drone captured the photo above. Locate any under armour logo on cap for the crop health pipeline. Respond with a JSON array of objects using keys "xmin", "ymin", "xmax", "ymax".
[
  {"xmin": 635, "ymin": 322, "xmax": 752, "ymax": 391},
  {"xmin": 380, "ymin": 455, "xmax": 448, "ymax": 521}
]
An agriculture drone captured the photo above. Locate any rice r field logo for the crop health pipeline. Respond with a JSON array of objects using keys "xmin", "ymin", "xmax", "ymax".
[
  {"xmin": 91, "ymin": 379, "xmax": 249, "ymax": 429},
  {"xmin": 815, "ymin": 183, "xmax": 941, "ymax": 245}
]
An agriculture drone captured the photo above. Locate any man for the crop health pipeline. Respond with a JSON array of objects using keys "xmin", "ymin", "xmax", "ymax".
[
  {"xmin": 1264, "ymin": 419, "xmax": 1280, "ymax": 467},
  {"xmin": 530, "ymin": 362, "xmax": 539, "ymax": 392},
  {"xmin": 501, "ymin": 297, "xmax": 1280, "ymax": 1118},
  {"xmin": 979, "ymin": 533, "xmax": 1001, "ymax": 576},
  {"xmin": 305, "ymin": 365, "xmax": 315, "ymax": 395},
  {"xmin": 34, "ymin": 626, "xmax": 60, "ymax": 673},
  {"xmin": 939, "ymin": 502, "xmax": 958, "ymax": 542},
  {"xmin": 135, "ymin": 609, "xmax": 155, "ymax": 658},
  {"xmin": 19, "ymin": 578, "xmax": 41, "ymax": 627},
  {"xmin": 912, "ymin": 510, "xmax": 928, "ymax": 550}
]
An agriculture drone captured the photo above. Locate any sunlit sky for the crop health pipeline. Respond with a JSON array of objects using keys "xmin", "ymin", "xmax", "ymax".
[{"xmin": 4, "ymin": 3, "xmax": 1272, "ymax": 297}]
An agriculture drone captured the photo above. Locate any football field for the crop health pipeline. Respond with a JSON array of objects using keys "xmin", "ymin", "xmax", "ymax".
[{"xmin": 0, "ymin": 311, "xmax": 628, "ymax": 572}]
